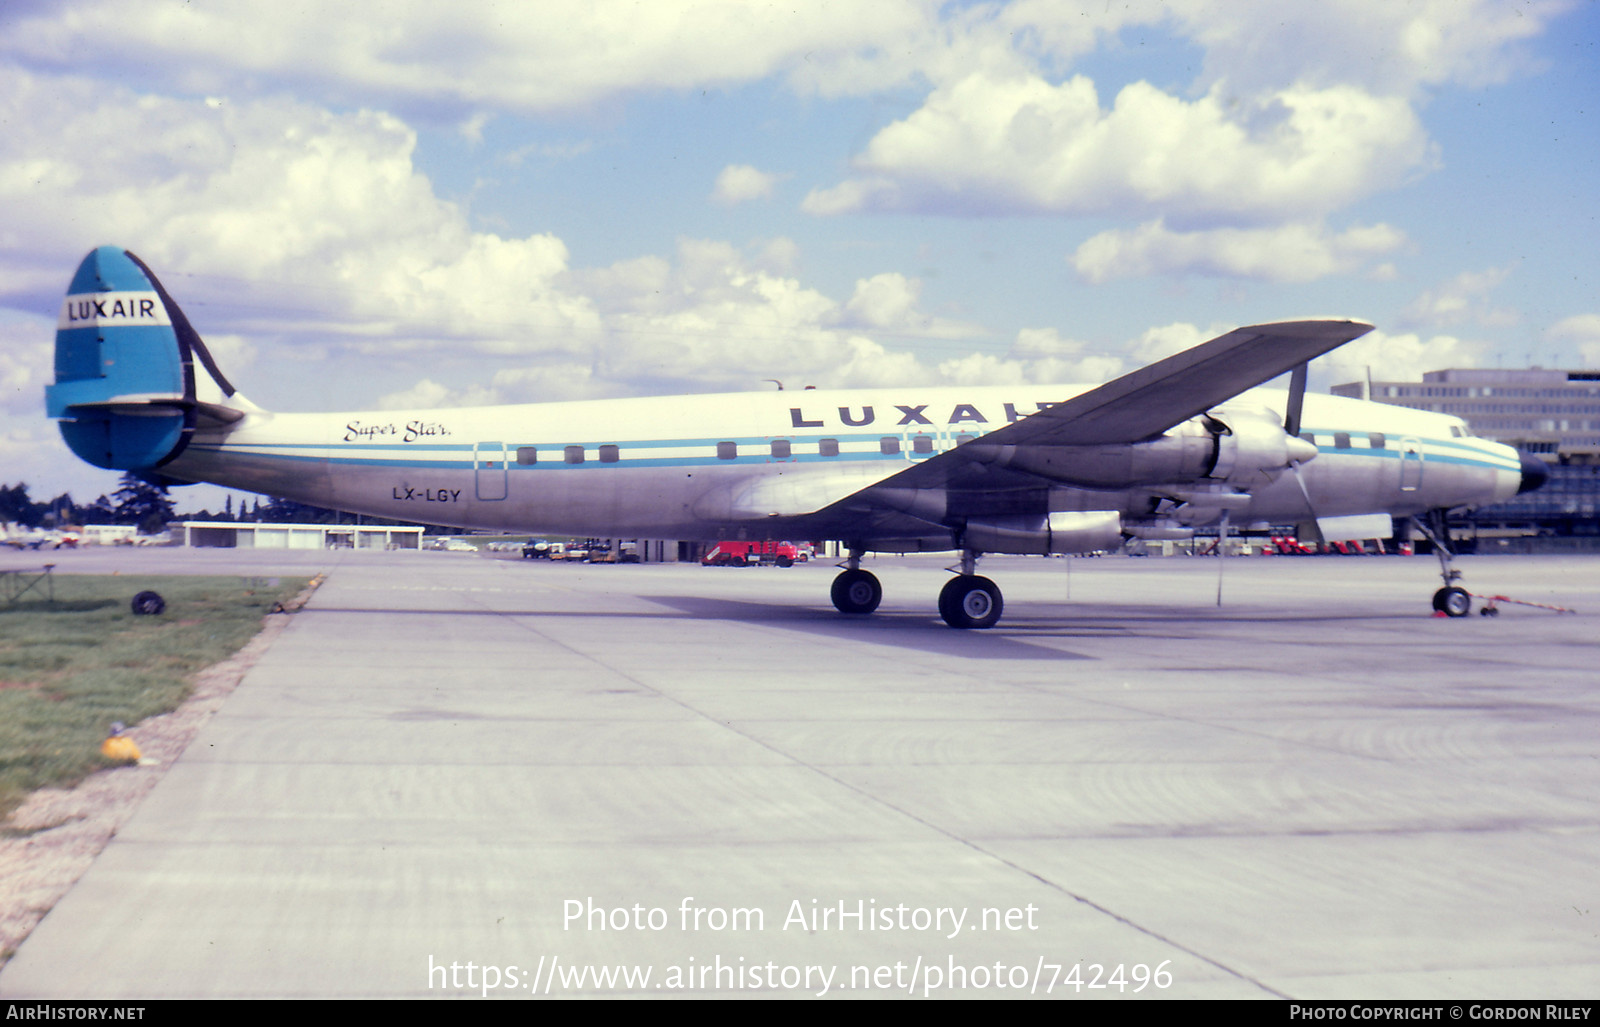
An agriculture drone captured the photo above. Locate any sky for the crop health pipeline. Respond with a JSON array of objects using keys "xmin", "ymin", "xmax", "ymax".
[{"xmin": 1, "ymin": 0, "xmax": 1596, "ymax": 508}]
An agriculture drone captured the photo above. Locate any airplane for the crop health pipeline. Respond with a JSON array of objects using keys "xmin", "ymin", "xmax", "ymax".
[{"xmin": 45, "ymin": 246, "xmax": 1548, "ymax": 627}]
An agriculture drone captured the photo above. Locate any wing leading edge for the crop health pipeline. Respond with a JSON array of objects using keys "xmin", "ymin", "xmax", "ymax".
[{"xmin": 857, "ymin": 318, "xmax": 1372, "ymax": 496}]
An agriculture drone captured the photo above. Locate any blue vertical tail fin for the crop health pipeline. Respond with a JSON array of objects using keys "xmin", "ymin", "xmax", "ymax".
[{"xmin": 46, "ymin": 247, "xmax": 243, "ymax": 472}]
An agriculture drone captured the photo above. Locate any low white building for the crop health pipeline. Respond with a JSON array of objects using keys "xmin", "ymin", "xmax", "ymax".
[
  {"xmin": 79, "ymin": 525, "xmax": 140, "ymax": 545},
  {"xmin": 177, "ymin": 521, "xmax": 425, "ymax": 550}
]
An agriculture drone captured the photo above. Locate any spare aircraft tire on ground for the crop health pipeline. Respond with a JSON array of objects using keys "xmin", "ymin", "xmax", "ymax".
[{"xmin": 130, "ymin": 591, "xmax": 165, "ymax": 616}]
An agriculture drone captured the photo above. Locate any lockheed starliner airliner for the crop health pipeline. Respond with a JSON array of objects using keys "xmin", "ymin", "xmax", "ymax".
[{"xmin": 47, "ymin": 247, "xmax": 1546, "ymax": 627}]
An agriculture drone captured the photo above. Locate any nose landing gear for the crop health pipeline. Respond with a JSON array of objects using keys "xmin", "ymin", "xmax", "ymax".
[{"xmin": 1412, "ymin": 512, "xmax": 1472, "ymax": 617}]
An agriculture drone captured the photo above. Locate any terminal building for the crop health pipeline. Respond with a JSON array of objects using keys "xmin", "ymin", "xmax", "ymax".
[{"xmin": 1331, "ymin": 369, "xmax": 1600, "ymax": 537}]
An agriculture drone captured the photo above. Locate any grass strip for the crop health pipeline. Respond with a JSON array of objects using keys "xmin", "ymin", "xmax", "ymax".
[{"xmin": 0, "ymin": 574, "xmax": 307, "ymax": 819}]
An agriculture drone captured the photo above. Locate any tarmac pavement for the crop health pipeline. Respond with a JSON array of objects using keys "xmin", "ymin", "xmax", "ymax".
[{"xmin": 0, "ymin": 547, "xmax": 1595, "ymax": 999}]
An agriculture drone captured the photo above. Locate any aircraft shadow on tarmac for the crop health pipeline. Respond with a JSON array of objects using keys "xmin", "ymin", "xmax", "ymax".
[
  {"xmin": 303, "ymin": 590, "xmax": 1461, "ymax": 663},
  {"xmin": 642, "ymin": 595, "xmax": 1097, "ymax": 660},
  {"xmin": 304, "ymin": 598, "xmax": 1092, "ymax": 660}
]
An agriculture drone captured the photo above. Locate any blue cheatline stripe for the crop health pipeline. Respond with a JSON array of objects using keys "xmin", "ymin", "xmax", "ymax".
[
  {"xmin": 190, "ymin": 429, "xmax": 1519, "ymax": 475},
  {"xmin": 1312, "ymin": 448, "xmax": 1516, "ymax": 473},
  {"xmin": 187, "ymin": 429, "xmax": 953, "ymax": 470},
  {"xmin": 1304, "ymin": 428, "xmax": 1519, "ymax": 473},
  {"xmin": 183, "ymin": 442, "xmax": 919, "ymax": 472},
  {"xmin": 217, "ymin": 429, "xmax": 930, "ymax": 454}
]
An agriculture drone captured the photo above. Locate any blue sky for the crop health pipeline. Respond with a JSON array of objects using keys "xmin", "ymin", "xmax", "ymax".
[{"xmin": 0, "ymin": 0, "xmax": 1596, "ymax": 507}]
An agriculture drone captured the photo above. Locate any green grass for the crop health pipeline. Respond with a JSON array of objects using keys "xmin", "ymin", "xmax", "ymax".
[{"xmin": 0, "ymin": 575, "xmax": 307, "ymax": 820}]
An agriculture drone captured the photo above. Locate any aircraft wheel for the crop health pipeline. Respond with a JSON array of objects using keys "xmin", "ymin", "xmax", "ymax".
[
  {"xmin": 938, "ymin": 575, "xmax": 1003, "ymax": 629},
  {"xmin": 831, "ymin": 569, "xmax": 882, "ymax": 614},
  {"xmin": 1432, "ymin": 586, "xmax": 1472, "ymax": 618}
]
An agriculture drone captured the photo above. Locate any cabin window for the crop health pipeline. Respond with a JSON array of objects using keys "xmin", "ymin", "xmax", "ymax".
[
  {"xmin": 599, "ymin": 444, "xmax": 619, "ymax": 463},
  {"xmin": 819, "ymin": 438, "xmax": 840, "ymax": 457},
  {"xmin": 956, "ymin": 433, "xmax": 975, "ymax": 446},
  {"xmin": 564, "ymin": 445, "xmax": 584, "ymax": 464},
  {"xmin": 912, "ymin": 435, "xmax": 933, "ymax": 454},
  {"xmin": 770, "ymin": 439, "xmax": 792, "ymax": 459},
  {"xmin": 516, "ymin": 447, "xmax": 537, "ymax": 465},
  {"xmin": 1333, "ymin": 432, "xmax": 1351, "ymax": 449},
  {"xmin": 880, "ymin": 437, "xmax": 900, "ymax": 455},
  {"xmin": 1300, "ymin": 432, "xmax": 1316, "ymax": 445},
  {"xmin": 717, "ymin": 441, "xmax": 737, "ymax": 460},
  {"xmin": 1368, "ymin": 433, "xmax": 1386, "ymax": 450}
]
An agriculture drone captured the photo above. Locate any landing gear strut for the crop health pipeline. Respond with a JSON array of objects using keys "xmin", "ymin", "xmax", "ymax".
[
  {"xmin": 830, "ymin": 548, "xmax": 882, "ymax": 614},
  {"xmin": 938, "ymin": 549, "xmax": 1003, "ymax": 629},
  {"xmin": 1411, "ymin": 511, "xmax": 1471, "ymax": 617}
]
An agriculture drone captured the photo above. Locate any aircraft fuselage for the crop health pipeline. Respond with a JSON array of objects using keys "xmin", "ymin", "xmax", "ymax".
[{"xmin": 165, "ymin": 385, "xmax": 1525, "ymax": 544}]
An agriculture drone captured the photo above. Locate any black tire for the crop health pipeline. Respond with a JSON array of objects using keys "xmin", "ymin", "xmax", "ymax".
[
  {"xmin": 1432, "ymin": 586, "xmax": 1471, "ymax": 618},
  {"xmin": 130, "ymin": 590, "xmax": 165, "ymax": 616},
  {"xmin": 938, "ymin": 575, "xmax": 1003, "ymax": 629},
  {"xmin": 831, "ymin": 569, "xmax": 882, "ymax": 614},
  {"xmin": 775, "ymin": 555, "xmax": 793, "ymax": 568}
]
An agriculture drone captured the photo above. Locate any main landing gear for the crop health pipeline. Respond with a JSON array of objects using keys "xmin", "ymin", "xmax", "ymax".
[
  {"xmin": 830, "ymin": 549, "xmax": 882, "ymax": 614},
  {"xmin": 937, "ymin": 550, "xmax": 1002, "ymax": 629},
  {"xmin": 828, "ymin": 548, "xmax": 1005, "ymax": 629}
]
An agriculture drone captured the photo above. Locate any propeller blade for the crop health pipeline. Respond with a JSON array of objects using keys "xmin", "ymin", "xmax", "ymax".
[
  {"xmin": 1284, "ymin": 362, "xmax": 1308, "ymax": 437},
  {"xmin": 1290, "ymin": 460, "xmax": 1317, "ymax": 515},
  {"xmin": 1215, "ymin": 511, "xmax": 1229, "ymax": 607}
]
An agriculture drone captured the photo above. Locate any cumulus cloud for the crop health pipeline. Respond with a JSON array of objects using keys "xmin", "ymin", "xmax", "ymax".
[
  {"xmin": 5, "ymin": 1, "xmax": 1555, "ymax": 117},
  {"xmin": 837, "ymin": 273, "xmax": 980, "ymax": 339},
  {"xmin": 0, "ymin": 314, "xmax": 51, "ymax": 418},
  {"xmin": 557, "ymin": 240, "xmax": 986, "ymax": 395},
  {"xmin": 804, "ymin": 71, "xmax": 1433, "ymax": 222},
  {"xmin": 1071, "ymin": 219, "xmax": 1407, "ymax": 283},
  {"xmin": 0, "ymin": 66, "xmax": 602, "ymax": 361},
  {"xmin": 0, "ymin": 0, "xmax": 933, "ymax": 117},
  {"xmin": 1546, "ymin": 314, "xmax": 1600, "ymax": 367},
  {"xmin": 0, "ymin": 312, "xmax": 120, "ymax": 502},
  {"xmin": 1172, "ymin": 0, "xmax": 1569, "ymax": 97},
  {"xmin": 1400, "ymin": 265, "xmax": 1520, "ymax": 330},
  {"xmin": 711, "ymin": 165, "xmax": 780, "ymax": 206},
  {"xmin": 1319, "ymin": 329, "xmax": 1485, "ymax": 386},
  {"xmin": 0, "ymin": 63, "xmax": 995, "ymax": 413},
  {"xmin": 1006, "ymin": 327, "xmax": 1125, "ymax": 382}
]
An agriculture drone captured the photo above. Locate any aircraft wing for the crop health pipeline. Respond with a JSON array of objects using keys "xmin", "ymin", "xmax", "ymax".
[{"xmin": 859, "ymin": 318, "xmax": 1372, "ymax": 496}]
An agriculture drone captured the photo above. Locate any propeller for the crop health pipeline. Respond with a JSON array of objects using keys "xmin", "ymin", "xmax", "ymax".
[
  {"xmin": 1282, "ymin": 361, "xmax": 1321, "ymax": 534},
  {"xmin": 1218, "ymin": 361, "xmax": 1309, "ymax": 603}
]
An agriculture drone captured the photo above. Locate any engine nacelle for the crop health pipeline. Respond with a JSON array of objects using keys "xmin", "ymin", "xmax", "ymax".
[
  {"xmin": 969, "ymin": 418, "xmax": 1215, "ymax": 488},
  {"xmin": 1207, "ymin": 406, "xmax": 1318, "ymax": 487},
  {"xmin": 962, "ymin": 511, "xmax": 1122, "ymax": 555},
  {"xmin": 971, "ymin": 410, "xmax": 1313, "ymax": 490}
]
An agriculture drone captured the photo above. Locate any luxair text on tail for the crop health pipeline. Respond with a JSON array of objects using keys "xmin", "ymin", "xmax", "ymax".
[{"xmin": 46, "ymin": 246, "xmax": 241, "ymax": 476}]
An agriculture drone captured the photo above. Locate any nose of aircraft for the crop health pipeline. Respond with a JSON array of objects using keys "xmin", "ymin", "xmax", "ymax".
[{"xmin": 1518, "ymin": 452, "xmax": 1550, "ymax": 494}]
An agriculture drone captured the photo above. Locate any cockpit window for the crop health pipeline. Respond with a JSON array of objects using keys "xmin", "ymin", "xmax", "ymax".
[{"xmin": 1450, "ymin": 425, "xmax": 1464, "ymax": 438}]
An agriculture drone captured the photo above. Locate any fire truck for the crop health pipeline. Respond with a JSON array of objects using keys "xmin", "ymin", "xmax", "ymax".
[{"xmin": 701, "ymin": 540, "xmax": 808, "ymax": 567}]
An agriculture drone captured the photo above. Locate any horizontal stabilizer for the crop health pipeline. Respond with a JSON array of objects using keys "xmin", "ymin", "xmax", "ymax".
[{"xmin": 54, "ymin": 396, "xmax": 248, "ymax": 428}]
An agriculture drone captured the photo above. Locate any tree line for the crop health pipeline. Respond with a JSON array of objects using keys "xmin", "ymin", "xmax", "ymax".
[{"xmin": 1, "ymin": 475, "xmax": 349, "ymax": 535}]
